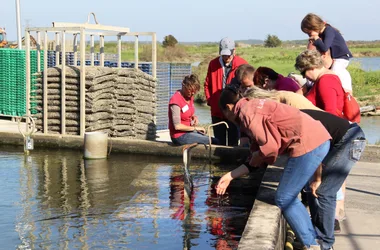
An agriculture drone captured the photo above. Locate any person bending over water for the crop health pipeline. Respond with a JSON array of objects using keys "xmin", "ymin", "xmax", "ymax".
[{"xmin": 216, "ymin": 85, "xmax": 331, "ymax": 250}]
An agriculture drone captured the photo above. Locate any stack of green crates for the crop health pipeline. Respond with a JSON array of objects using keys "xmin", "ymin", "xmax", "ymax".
[
  {"xmin": 30, "ymin": 50, "xmax": 44, "ymax": 115},
  {"xmin": 0, "ymin": 48, "xmax": 44, "ymax": 116}
]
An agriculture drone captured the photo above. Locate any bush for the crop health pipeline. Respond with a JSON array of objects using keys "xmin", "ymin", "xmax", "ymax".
[
  {"xmin": 159, "ymin": 46, "xmax": 187, "ymax": 61},
  {"xmin": 162, "ymin": 35, "xmax": 178, "ymax": 48},
  {"xmin": 264, "ymin": 35, "xmax": 282, "ymax": 48}
]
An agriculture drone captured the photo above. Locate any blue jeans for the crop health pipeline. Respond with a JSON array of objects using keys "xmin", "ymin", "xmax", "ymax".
[
  {"xmin": 307, "ymin": 123, "xmax": 366, "ymax": 250},
  {"xmin": 275, "ymin": 140, "xmax": 330, "ymax": 247},
  {"xmin": 171, "ymin": 131, "xmax": 219, "ymax": 146}
]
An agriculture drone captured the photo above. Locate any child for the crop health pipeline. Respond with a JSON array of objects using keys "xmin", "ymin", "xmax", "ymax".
[{"xmin": 301, "ymin": 13, "xmax": 353, "ymax": 93}]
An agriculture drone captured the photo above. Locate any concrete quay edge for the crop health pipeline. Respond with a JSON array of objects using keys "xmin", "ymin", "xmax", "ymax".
[{"xmin": 0, "ymin": 131, "xmax": 378, "ymax": 163}]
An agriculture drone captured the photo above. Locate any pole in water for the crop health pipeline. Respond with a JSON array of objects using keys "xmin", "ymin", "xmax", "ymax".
[{"xmin": 182, "ymin": 143, "xmax": 197, "ymax": 206}]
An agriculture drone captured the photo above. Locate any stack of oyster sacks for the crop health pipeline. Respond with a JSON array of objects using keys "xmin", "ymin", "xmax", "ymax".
[
  {"xmin": 31, "ymin": 66, "xmax": 157, "ymax": 140},
  {"xmin": 114, "ymin": 69, "xmax": 157, "ymax": 139}
]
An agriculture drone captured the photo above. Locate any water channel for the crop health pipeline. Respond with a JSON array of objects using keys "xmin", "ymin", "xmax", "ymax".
[
  {"xmin": 0, "ymin": 146, "xmax": 262, "ymax": 249},
  {"xmin": 195, "ymin": 104, "xmax": 380, "ymax": 145},
  {"xmin": 351, "ymin": 57, "xmax": 380, "ymax": 71}
]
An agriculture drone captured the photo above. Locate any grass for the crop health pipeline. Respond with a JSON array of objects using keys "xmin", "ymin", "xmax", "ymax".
[{"xmin": 95, "ymin": 41, "xmax": 380, "ymax": 105}]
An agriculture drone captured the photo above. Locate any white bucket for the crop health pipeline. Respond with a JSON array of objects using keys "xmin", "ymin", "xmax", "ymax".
[{"xmin": 84, "ymin": 131, "xmax": 108, "ymax": 159}]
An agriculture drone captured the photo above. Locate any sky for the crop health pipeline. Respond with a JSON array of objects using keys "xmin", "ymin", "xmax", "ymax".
[{"xmin": 1, "ymin": 0, "xmax": 380, "ymax": 42}]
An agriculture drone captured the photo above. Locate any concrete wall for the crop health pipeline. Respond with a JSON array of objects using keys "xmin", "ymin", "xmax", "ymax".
[{"xmin": 238, "ymin": 165, "xmax": 286, "ymax": 250}]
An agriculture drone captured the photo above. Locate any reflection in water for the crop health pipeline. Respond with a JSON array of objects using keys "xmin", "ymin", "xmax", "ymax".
[{"xmin": 0, "ymin": 148, "xmax": 259, "ymax": 249}]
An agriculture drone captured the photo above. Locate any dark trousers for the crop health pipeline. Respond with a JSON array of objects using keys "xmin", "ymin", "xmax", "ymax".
[{"xmin": 211, "ymin": 116, "xmax": 239, "ymax": 146}]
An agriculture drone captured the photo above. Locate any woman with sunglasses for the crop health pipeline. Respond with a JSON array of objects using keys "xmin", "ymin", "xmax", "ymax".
[
  {"xmin": 295, "ymin": 49, "xmax": 345, "ymax": 118},
  {"xmin": 216, "ymin": 84, "xmax": 331, "ymax": 250},
  {"xmin": 169, "ymin": 74, "xmax": 219, "ymax": 146}
]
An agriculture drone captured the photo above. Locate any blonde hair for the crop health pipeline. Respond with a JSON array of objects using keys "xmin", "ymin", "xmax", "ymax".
[
  {"xmin": 294, "ymin": 49, "xmax": 324, "ymax": 73},
  {"xmin": 301, "ymin": 13, "xmax": 325, "ymax": 34},
  {"xmin": 243, "ymin": 86, "xmax": 279, "ymax": 100}
]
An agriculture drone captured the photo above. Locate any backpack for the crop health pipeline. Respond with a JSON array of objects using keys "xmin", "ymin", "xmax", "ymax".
[{"xmin": 340, "ymin": 90, "xmax": 361, "ymax": 123}]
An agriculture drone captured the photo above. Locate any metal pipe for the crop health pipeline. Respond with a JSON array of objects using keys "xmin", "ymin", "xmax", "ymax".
[
  {"xmin": 99, "ymin": 35, "xmax": 104, "ymax": 67},
  {"xmin": 25, "ymin": 32, "xmax": 31, "ymax": 118},
  {"xmin": 15, "ymin": 0, "xmax": 22, "ymax": 49},
  {"xmin": 80, "ymin": 28, "xmax": 86, "ymax": 136},
  {"xmin": 61, "ymin": 31, "xmax": 66, "ymax": 135},
  {"xmin": 117, "ymin": 35, "xmax": 121, "ymax": 68},
  {"xmin": 73, "ymin": 33, "xmax": 78, "ymax": 66},
  {"xmin": 134, "ymin": 35, "xmax": 138, "ymax": 69},
  {"xmin": 90, "ymin": 35, "xmax": 94, "ymax": 66},
  {"xmin": 43, "ymin": 32, "xmax": 48, "ymax": 133},
  {"xmin": 36, "ymin": 32, "xmax": 41, "ymax": 71},
  {"xmin": 55, "ymin": 32, "xmax": 60, "ymax": 66},
  {"xmin": 152, "ymin": 33, "xmax": 157, "ymax": 78},
  {"xmin": 207, "ymin": 122, "xmax": 229, "ymax": 162},
  {"xmin": 182, "ymin": 143, "xmax": 197, "ymax": 206}
]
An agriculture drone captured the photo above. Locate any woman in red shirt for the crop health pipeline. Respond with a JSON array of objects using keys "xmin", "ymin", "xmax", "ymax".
[
  {"xmin": 169, "ymin": 74, "xmax": 219, "ymax": 145},
  {"xmin": 295, "ymin": 49, "xmax": 348, "ymax": 233},
  {"xmin": 295, "ymin": 49, "xmax": 345, "ymax": 118}
]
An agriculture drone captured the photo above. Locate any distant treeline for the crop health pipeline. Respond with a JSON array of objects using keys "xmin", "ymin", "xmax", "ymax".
[{"xmin": 179, "ymin": 39, "xmax": 380, "ymax": 47}]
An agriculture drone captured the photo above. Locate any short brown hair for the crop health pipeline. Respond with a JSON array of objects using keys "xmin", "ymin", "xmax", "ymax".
[
  {"xmin": 235, "ymin": 64, "xmax": 255, "ymax": 82},
  {"xmin": 295, "ymin": 49, "xmax": 324, "ymax": 73},
  {"xmin": 182, "ymin": 74, "xmax": 200, "ymax": 92}
]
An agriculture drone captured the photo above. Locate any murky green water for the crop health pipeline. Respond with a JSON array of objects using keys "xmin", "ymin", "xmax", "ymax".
[{"xmin": 0, "ymin": 147, "xmax": 262, "ymax": 249}]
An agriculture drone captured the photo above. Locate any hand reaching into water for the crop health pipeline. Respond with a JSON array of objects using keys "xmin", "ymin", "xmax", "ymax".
[
  {"xmin": 216, "ymin": 172, "xmax": 233, "ymax": 195},
  {"xmin": 215, "ymin": 164, "xmax": 251, "ymax": 195}
]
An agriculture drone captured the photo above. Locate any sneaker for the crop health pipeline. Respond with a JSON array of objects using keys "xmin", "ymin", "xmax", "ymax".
[
  {"xmin": 302, "ymin": 245, "xmax": 321, "ymax": 250},
  {"xmin": 334, "ymin": 219, "xmax": 341, "ymax": 233},
  {"xmin": 316, "ymin": 239, "xmax": 334, "ymax": 250},
  {"xmin": 337, "ymin": 208, "xmax": 347, "ymax": 221}
]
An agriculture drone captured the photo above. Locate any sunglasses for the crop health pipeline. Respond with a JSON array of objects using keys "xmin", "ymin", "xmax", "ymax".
[{"xmin": 301, "ymin": 70, "xmax": 307, "ymax": 78}]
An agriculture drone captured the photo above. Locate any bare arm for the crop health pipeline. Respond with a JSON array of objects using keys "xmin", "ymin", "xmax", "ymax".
[
  {"xmin": 170, "ymin": 105, "xmax": 205, "ymax": 133},
  {"xmin": 216, "ymin": 164, "xmax": 250, "ymax": 195},
  {"xmin": 310, "ymin": 164, "xmax": 323, "ymax": 198}
]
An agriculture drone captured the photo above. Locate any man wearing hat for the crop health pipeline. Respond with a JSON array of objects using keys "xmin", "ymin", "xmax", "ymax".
[{"xmin": 204, "ymin": 37, "xmax": 248, "ymax": 146}]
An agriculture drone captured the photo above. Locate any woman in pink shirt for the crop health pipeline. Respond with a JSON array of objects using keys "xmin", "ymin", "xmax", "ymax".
[
  {"xmin": 216, "ymin": 84, "xmax": 331, "ymax": 250},
  {"xmin": 253, "ymin": 66, "xmax": 303, "ymax": 94}
]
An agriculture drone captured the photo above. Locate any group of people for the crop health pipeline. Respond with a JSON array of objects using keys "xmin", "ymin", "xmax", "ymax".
[{"xmin": 167, "ymin": 13, "xmax": 366, "ymax": 250}]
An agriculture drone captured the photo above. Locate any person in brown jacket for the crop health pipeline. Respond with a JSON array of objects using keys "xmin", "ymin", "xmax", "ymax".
[{"xmin": 216, "ymin": 85, "xmax": 331, "ymax": 250}]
